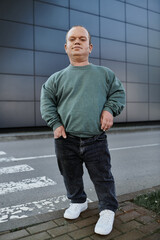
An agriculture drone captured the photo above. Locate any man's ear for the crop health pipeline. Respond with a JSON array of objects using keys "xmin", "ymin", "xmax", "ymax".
[
  {"xmin": 64, "ymin": 43, "xmax": 67, "ymax": 53},
  {"xmin": 89, "ymin": 44, "xmax": 93, "ymax": 54}
]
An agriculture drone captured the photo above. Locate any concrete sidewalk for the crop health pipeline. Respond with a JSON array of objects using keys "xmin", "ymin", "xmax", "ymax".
[{"xmin": 0, "ymin": 186, "xmax": 159, "ymax": 240}]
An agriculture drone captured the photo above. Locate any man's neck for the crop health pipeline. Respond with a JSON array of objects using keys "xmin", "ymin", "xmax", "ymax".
[{"xmin": 70, "ymin": 58, "xmax": 90, "ymax": 66}]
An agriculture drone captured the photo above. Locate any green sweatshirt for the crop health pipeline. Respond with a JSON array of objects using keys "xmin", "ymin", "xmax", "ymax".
[{"xmin": 40, "ymin": 64, "xmax": 126, "ymax": 137}]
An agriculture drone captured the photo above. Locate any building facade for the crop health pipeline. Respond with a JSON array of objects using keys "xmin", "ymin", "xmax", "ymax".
[{"xmin": 0, "ymin": 0, "xmax": 160, "ymax": 128}]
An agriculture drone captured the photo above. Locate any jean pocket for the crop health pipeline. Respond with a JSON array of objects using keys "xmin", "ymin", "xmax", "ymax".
[
  {"xmin": 96, "ymin": 133, "xmax": 107, "ymax": 141},
  {"xmin": 54, "ymin": 136, "xmax": 64, "ymax": 140}
]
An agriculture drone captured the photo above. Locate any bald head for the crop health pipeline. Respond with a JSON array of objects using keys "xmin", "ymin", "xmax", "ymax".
[{"xmin": 65, "ymin": 25, "xmax": 92, "ymax": 45}]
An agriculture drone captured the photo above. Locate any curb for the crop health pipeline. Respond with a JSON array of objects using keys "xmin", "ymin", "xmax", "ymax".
[
  {"xmin": 1, "ymin": 185, "xmax": 160, "ymax": 233},
  {"xmin": 0, "ymin": 125, "xmax": 160, "ymax": 142}
]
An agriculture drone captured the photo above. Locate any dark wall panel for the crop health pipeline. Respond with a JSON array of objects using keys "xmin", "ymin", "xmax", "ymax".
[
  {"xmin": 70, "ymin": 10, "xmax": 99, "ymax": 36},
  {"xmin": 70, "ymin": 0, "xmax": 99, "ymax": 15},
  {"xmin": 126, "ymin": 4, "xmax": 147, "ymax": 27},
  {"xmin": 0, "ymin": 47, "xmax": 33, "ymax": 74},
  {"xmin": 0, "ymin": 102, "xmax": 35, "ymax": 128},
  {"xmin": 127, "ymin": 103, "xmax": 148, "ymax": 121},
  {"xmin": 101, "ymin": 39, "xmax": 125, "ymax": 61},
  {"xmin": 127, "ymin": 44, "xmax": 148, "ymax": 64},
  {"xmin": 101, "ymin": 60, "xmax": 126, "ymax": 82},
  {"xmin": 0, "ymin": 21, "xmax": 33, "ymax": 49},
  {"xmin": 35, "ymin": 52, "xmax": 69, "ymax": 76},
  {"xmin": 149, "ymin": 103, "xmax": 160, "ymax": 120},
  {"xmin": 148, "ymin": 0, "xmax": 160, "ymax": 13},
  {"xmin": 149, "ymin": 48, "xmax": 160, "ymax": 67},
  {"xmin": 149, "ymin": 67, "xmax": 160, "ymax": 84},
  {"xmin": 126, "ymin": 0, "xmax": 147, "ymax": 8},
  {"xmin": 90, "ymin": 37, "xmax": 99, "ymax": 58},
  {"xmin": 41, "ymin": 0, "xmax": 69, "ymax": 7},
  {"xmin": 100, "ymin": 0, "xmax": 125, "ymax": 21},
  {"xmin": 126, "ymin": 24, "xmax": 147, "ymax": 46},
  {"xmin": 35, "ymin": 77, "xmax": 48, "ymax": 101},
  {"xmin": 148, "ymin": 11, "xmax": 160, "ymax": 31},
  {"xmin": 127, "ymin": 83, "xmax": 148, "ymax": 102},
  {"xmin": 127, "ymin": 63, "xmax": 148, "ymax": 83},
  {"xmin": 35, "ymin": 1, "xmax": 69, "ymax": 30},
  {"xmin": 36, "ymin": 102, "xmax": 46, "ymax": 126},
  {"xmin": 0, "ymin": 75, "xmax": 34, "ymax": 101},
  {"xmin": 0, "ymin": 0, "xmax": 33, "ymax": 24},
  {"xmin": 149, "ymin": 29, "xmax": 160, "ymax": 48},
  {"xmin": 149, "ymin": 85, "xmax": 160, "ymax": 102},
  {"xmin": 35, "ymin": 27, "xmax": 66, "ymax": 53},
  {"xmin": 100, "ymin": 18, "xmax": 125, "ymax": 41},
  {"xmin": 89, "ymin": 58, "xmax": 100, "ymax": 65}
]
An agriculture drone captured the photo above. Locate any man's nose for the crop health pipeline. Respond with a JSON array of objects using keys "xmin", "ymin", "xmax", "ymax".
[{"xmin": 74, "ymin": 38, "xmax": 80, "ymax": 44}]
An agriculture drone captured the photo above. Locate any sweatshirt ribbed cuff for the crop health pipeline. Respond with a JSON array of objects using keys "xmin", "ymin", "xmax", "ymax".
[
  {"xmin": 52, "ymin": 122, "xmax": 63, "ymax": 132},
  {"xmin": 103, "ymin": 107, "xmax": 114, "ymax": 116}
]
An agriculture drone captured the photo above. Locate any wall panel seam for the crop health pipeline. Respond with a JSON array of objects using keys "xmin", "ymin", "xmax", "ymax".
[{"xmin": 33, "ymin": 0, "xmax": 36, "ymax": 126}]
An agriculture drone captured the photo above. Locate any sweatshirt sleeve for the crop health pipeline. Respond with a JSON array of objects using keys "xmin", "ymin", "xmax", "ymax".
[
  {"xmin": 103, "ymin": 71, "xmax": 126, "ymax": 117},
  {"xmin": 40, "ymin": 76, "xmax": 62, "ymax": 131}
]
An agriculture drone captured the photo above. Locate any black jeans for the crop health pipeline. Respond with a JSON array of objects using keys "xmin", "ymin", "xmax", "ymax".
[{"xmin": 55, "ymin": 132, "xmax": 118, "ymax": 212}]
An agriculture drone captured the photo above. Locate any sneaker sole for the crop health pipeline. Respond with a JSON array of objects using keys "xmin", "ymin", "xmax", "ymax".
[
  {"xmin": 95, "ymin": 229, "xmax": 113, "ymax": 235},
  {"xmin": 64, "ymin": 206, "xmax": 88, "ymax": 220}
]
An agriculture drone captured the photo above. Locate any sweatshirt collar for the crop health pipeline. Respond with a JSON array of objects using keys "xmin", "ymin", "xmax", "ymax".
[{"xmin": 68, "ymin": 63, "xmax": 93, "ymax": 70}]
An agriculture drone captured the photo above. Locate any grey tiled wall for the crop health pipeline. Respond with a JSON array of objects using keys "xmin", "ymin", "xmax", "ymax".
[{"xmin": 0, "ymin": 0, "xmax": 160, "ymax": 128}]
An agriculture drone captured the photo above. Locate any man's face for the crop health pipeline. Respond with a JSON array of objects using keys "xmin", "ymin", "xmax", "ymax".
[{"xmin": 65, "ymin": 27, "xmax": 93, "ymax": 60}]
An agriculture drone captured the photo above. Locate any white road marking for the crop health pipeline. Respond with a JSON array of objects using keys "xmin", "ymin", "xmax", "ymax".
[
  {"xmin": 110, "ymin": 143, "xmax": 160, "ymax": 151},
  {"xmin": 0, "ymin": 143, "xmax": 159, "ymax": 163},
  {"xmin": 0, "ymin": 176, "xmax": 56, "ymax": 195},
  {"xmin": 10, "ymin": 154, "xmax": 57, "ymax": 161},
  {"xmin": 0, "ymin": 157, "xmax": 16, "ymax": 163},
  {"xmin": 0, "ymin": 196, "xmax": 93, "ymax": 223},
  {"xmin": 0, "ymin": 151, "xmax": 6, "ymax": 155},
  {"xmin": 0, "ymin": 195, "xmax": 68, "ymax": 223},
  {"xmin": 0, "ymin": 155, "xmax": 56, "ymax": 163},
  {"xmin": 0, "ymin": 164, "xmax": 34, "ymax": 175}
]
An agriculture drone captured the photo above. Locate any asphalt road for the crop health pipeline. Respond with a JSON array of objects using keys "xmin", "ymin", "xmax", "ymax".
[{"xmin": 0, "ymin": 128, "xmax": 160, "ymax": 225}]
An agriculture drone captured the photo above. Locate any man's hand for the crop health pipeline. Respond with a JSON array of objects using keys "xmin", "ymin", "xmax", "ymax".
[
  {"xmin": 100, "ymin": 110, "xmax": 113, "ymax": 131},
  {"xmin": 54, "ymin": 126, "xmax": 67, "ymax": 139}
]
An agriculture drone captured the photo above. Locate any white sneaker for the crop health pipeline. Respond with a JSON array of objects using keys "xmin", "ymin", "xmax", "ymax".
[
  {"xmin": 64, "ymin": 201, "xmax": 88, "ymax": 219},
  {"xmin": 94, "ymin": 209, "xmax": 115, "ymax": 235}
]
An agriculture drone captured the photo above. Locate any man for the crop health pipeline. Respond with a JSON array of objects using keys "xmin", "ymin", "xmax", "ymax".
[{"xmin": 40, "ymin": 25, "xmax": 125, "ymax": 235}]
